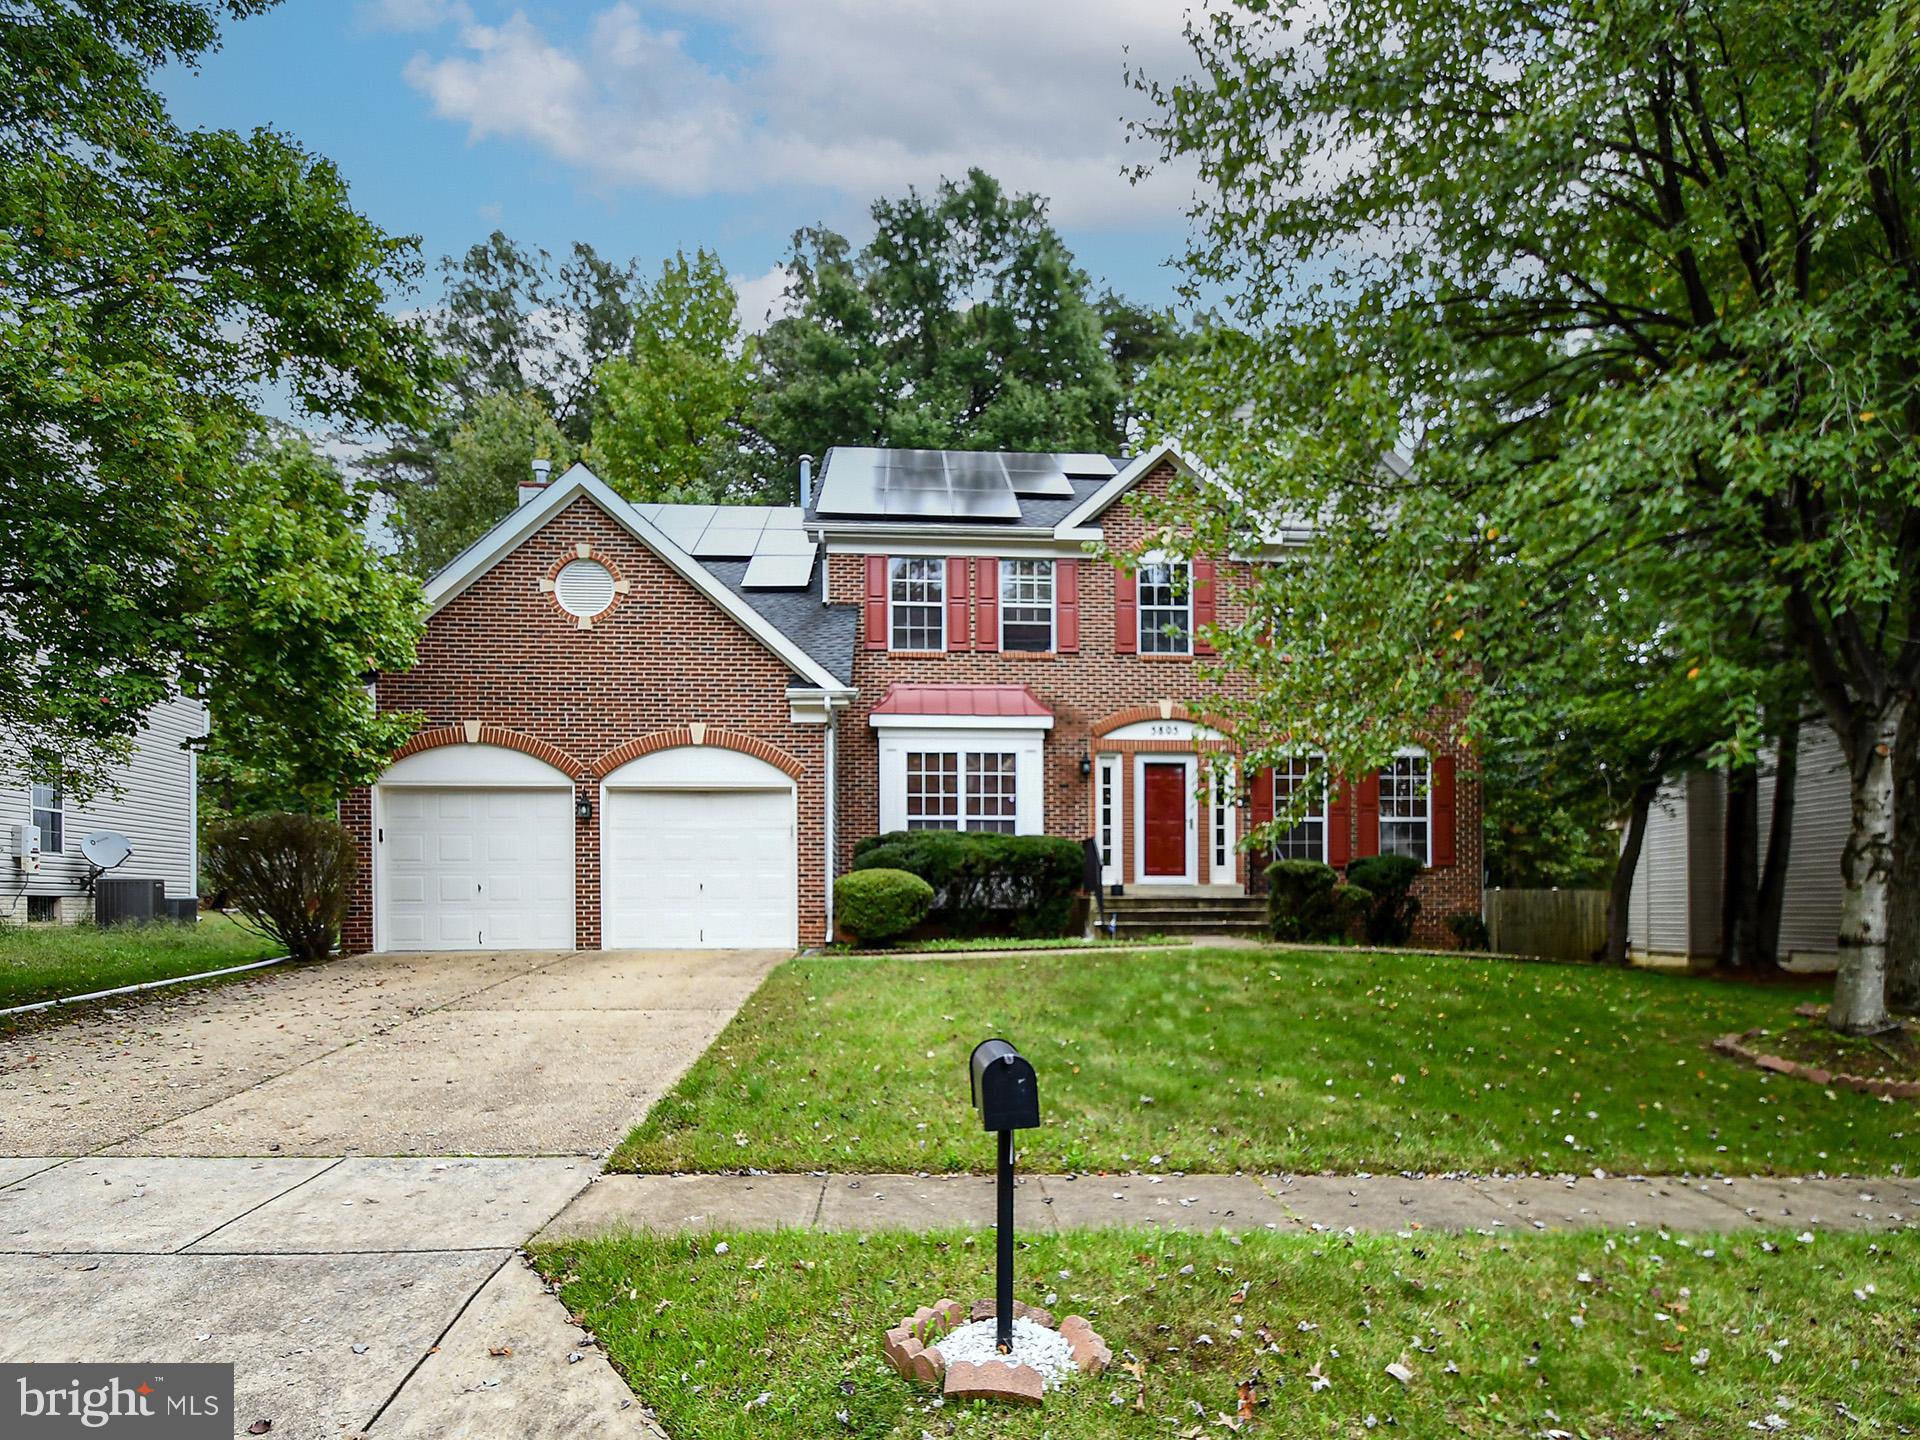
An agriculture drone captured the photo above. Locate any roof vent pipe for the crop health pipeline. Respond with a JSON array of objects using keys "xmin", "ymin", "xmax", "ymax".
[
  {"xmin": 519, "ymin": 457, "xmax": 553, "ymax": 507},
  {"xmin": 797, "ymin": 454, "xmax": 813, "ymax": 508}
]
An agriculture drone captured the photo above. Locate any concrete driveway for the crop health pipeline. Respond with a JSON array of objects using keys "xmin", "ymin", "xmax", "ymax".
[{"xmin": 0, "ymin": 947, "xmax": 784, "ymax": 1438}]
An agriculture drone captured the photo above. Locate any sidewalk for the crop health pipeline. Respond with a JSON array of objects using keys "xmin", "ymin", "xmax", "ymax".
[{"xmin": 540, "ymin": 1169, "xmax": 1919, "ymax": 1241}]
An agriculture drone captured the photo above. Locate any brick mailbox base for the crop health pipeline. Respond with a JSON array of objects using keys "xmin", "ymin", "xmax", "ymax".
[{"xmin": 881, "ymin": 1297, "xmax": 1111, "ymax": 1405}]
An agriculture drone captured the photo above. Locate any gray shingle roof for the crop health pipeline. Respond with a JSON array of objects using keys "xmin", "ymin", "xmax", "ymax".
[{"xmin": 698, "ymin": 558, "xmax": 857, "ymax": 685}]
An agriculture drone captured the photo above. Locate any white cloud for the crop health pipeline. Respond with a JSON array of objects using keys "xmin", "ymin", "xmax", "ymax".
[
  {"xmin": 732, "ymin": 263, "xmax": 793, "ymax": 333},
  {"xmin": 399, "ymin": 1, "xmax": 1201, "ymax": 229}
]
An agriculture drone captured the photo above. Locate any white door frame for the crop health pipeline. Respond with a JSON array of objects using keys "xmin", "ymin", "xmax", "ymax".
[{"xmin": 1132, "ymin": 753, "xmax": 1199, "ymax": 885}]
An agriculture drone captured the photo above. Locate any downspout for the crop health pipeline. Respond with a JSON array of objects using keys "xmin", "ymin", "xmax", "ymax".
[{"xmin": 824, "ymin": 706, "xmax": 838, "ymax": 944}]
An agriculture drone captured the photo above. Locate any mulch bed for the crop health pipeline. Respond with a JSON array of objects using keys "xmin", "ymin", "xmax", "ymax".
[{"xmin": 1714, "ymin": 1004, "xmax": 1920, "ymax": 1098}]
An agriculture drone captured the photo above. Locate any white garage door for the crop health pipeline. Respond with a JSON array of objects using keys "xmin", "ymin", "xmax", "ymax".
[
  {"xmin": 380, "ymin": 787, "xmax": 574, "ymax": 951},
  {"xmin": 602, "ymin": 788, "xmax": 795, "ymax": 948}
]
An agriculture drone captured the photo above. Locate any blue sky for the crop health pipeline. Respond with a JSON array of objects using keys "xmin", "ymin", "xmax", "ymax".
[{"xmin": 161, "ymin": 1, "xmax": 1204, "ymax": 328}]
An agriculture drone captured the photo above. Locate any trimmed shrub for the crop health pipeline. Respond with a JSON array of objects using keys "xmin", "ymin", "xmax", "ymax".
[
  {"xmin": 1266, "ymin": 859, "xmax": 1343, "ymax": 942},
  {"xmin": 202, "ymin": 812, "xmax": 355, "ymax": 960},
  {"xmin": 834, "ymin": 868, "xmax": 934, "ymax": 944},
  {"xmin": 852, "ymin": 830, "xmax": 1083, "ymax": 937},
  {"xmin": 1447, "ymin": 910, "xmax": 1491, "ymax": 951},
  {"xmin": 1345, "ymin": 853, "xmax": 1423, "ymax": 945}
]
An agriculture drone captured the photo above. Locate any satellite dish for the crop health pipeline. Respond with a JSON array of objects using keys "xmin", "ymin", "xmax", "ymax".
[{"xmin": 80, "ymin": 831, "xmax": 133, "ymax": 871}]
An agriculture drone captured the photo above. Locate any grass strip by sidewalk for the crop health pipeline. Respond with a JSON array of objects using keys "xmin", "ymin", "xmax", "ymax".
[
  {"xmin": 612, "ymin": 946, "xmax": 1915, "ymax": 1176},
  {"xmin": 538, "ymin": 1225, "xmax": 1919, "ymax": 1440},
  {"xmin": 0, "ymin": 912, "xmax": 281, "ymax": 1013}
]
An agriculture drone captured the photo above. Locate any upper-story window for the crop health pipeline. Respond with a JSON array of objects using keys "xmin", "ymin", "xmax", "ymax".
[
  {"xmin": 1379, "ymin": 752, "xmax": 1431, "ymax": 863},
  {"xmin": 30, "ymin": 779, "xmax": 63, "ymax": 853},
  {"xmin": 1138, "ymin": 560, "xmax": 1191, "ymax": 654},
  {"xmin": 889, "ymin": 557, "xmax": 944, "ymax": 650},
  {"xmin": 1271, "ymin": 755, "xmax": 1325, "ymax": 861},
  {"xmin": 1000, "ymin": 559, "xmax": 1053, "ymax": 652}
]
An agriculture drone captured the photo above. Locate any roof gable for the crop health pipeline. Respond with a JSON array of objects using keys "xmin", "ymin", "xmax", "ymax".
[{"xmin": 422, "ymin": 464, "xmax": 851, "ymax": 693}]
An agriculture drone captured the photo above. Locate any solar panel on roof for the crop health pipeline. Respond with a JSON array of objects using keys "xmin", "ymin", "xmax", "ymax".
[
  {"xmin": 753, "ymin": 526, "xmax": 817, "ymax": 555},
  {"xmin": 1055, "ymin": 453, "xmax": 1118, "ymax": 477},
  {"xmin": 694, "ymin": 526, "xmax": 766, "ymax": 558},
  {"xmin": 741, "ymin": 550, "xmax": 817, "ymax": 589},
  {"xmin": 650, "ymin": 505, "xmax": 718, "ymax": 549}
]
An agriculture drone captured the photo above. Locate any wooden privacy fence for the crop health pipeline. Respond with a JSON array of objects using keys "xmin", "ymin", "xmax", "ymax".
[{"xmin": 1484, "ymin": 888, "xmax": 1607, "ymax": 963}]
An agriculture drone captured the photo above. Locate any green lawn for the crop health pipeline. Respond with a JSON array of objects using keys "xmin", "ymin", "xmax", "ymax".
[
  {"xmin": 538, "ymin": 1226, "xmax": 1920, "ymax": 1439},
  {"xmin": 0, "ymin": 912, "xmax": 283, "ymax": 1012},
  {"xmin": 612, "ymin": 947, "xmax": 1915, "ymax": 1176}
]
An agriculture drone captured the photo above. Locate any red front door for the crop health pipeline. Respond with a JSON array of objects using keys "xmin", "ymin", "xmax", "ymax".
[{"xmin": 1142, "ymin": 762, "xmax": 1187, "ymax": 877}]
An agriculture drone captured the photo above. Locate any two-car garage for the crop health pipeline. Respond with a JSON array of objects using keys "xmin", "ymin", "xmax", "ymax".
[{"xmin": 373, "ymin": 742, "xmax": 797, "ymax": 952}]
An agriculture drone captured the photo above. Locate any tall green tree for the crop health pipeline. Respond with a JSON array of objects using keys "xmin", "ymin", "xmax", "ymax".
[
  {"xmin": 391, "ymin": 392, "xmax": 576, "ymax": 576},
  {"xmin": 588, "ymin": 248, "xmax": 762, "ymax": 503},
  {"xmin": 1132, "ymin": 0, "xmax": 1918, "ymax": 1031},
  {"xmin": 753, "ymin": 170, "xmax": 1128, "ymax": 481},
  {"xmin": 1, "ymin": 0, "xmax": 436, "ymax": 801}
]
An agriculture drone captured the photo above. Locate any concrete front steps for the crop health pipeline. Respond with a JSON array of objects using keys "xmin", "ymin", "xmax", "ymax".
[{"xmin": 1095, "ymin": 886, "xmax": 1269, "ymax": 940}]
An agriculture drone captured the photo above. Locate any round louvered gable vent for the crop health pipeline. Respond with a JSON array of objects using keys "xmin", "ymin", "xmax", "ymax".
[{"xmin": 554, "ymin": 558, "xmax": 616, "ymax": 617}]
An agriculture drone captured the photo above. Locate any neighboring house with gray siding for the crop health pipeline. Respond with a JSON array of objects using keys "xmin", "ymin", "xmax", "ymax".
[
  {"xmin": 1628, "ymin": 725, "xmax": 1849, "ymax": 968},
  {"xmin": 2, "ymin": 695, "xmax": 206, "ymax": 924}
]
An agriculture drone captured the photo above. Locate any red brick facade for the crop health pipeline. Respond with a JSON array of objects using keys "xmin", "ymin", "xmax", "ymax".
[
  {"xmin": 342, "ymin": 498, "xmax": 828, "ymax": 953},
  {"xmin": 827, "ymin": 461, "xmax": 1483, "ymax": 945},
  {"xmin": 344, "ymin": 461, "xmax": 1480, "ymax": 953}
]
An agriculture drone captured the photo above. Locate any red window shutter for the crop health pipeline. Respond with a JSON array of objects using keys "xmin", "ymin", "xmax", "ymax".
[
  {"xmin": 1355, "ymin": 773, "xmax": 1382, "ymax": 858},
  {"xmin": 1250, "ymin": 767, "xmax": 1273, "ymax": 832},
  {"xmin": 1431, "ymin": 754, "xmax": 1457, "ymax": 868},
  {"xmin": 1114, "ymin": 565, "xmax": 1137, "ymax": 654},
  {"xmin": 945, "ymin": 556, "xmax": 971, "ymax": 651},
  {"xmin": 864, "ymin": 555, "xmax": 889, "ymax": 650},
  {"xmin": 1056, "ymin": 559, "xmax": 1079, "ymax": 653},
  {"xmin": 1192, "ymin": 558, "xmax": 1217, "ymax": 656},
  {"xmin": 1327, "ymin": 781, "xmax": 1353, "ymax": 867},
  {"xmin": 974, "ymin": 558, "xmax": 1000, "ymax": 653}
]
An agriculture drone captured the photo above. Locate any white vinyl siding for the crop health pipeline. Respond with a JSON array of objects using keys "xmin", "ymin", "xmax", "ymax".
[
  {"xmin": 2, "ymin": 695, "xmax": 204, "ymax": 920},
  {"xmin": 1756, "ymin": 725, "xmax": 1849, "ymax": 963}
]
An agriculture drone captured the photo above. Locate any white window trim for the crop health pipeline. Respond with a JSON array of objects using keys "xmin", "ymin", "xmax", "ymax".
[
  {"xmin": 1096, "ymin": 754, "xmax": 1121, "ymax": 887},
  {"xmin": 877, "ymin": 728, "xmax": 1045, "ymax": 835},
  {"xmin": 1379, "ymin": 746, "xmax": 1433, "ymax": 866},
  {"xmin": 1270, "ymin": 751, "xmax": 1328, "ymax": 864},
  {"xmin": 1210, "ymin": 760, "xmax": 1237, "ymax": 879},
  {"xmin": 888, "ymin": 556, "xmax": 946, "ymax": 652},
  {"xmin": 1137, "ymin": 553, "xmax": 1193, "ymax": 656},
  {"xmin": 1132, "ymin": 753, "xmax": 1199, "ymax": 885},
  {"xmin": 29, "ymin": 779, "xmax": 64, "ymax": 855},
  {"xmin": 999, "ymin": 558, "xmax": 1055, "ymax": 653}
]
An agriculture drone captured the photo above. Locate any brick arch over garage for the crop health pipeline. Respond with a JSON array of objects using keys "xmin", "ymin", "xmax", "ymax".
[
  {"xmin": 1092, "ymin": 701, "xmax": 1227, "ymax": 739},
  {"xmin": 391, "ymin": 723, "xmax": 586, "ymax": 778},
  {"xmin": 588, "ymin": 726, "xmax": 807, "ymax": 781}
]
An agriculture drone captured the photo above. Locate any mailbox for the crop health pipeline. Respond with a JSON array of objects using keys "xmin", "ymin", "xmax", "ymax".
[{"xmin": 969, "ymin": 1038, "xmax": 1040, "ymax": 1132}]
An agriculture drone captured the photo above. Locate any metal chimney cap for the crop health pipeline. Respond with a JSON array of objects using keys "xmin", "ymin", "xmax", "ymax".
[{"xmin": 530, "ymin": 458, "xmax": 553, "ymax": 483}]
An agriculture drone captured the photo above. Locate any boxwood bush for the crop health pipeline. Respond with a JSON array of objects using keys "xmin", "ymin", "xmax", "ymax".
[
  {"xmin": 1266, "ymin": 860, "xmax": 1340, "ymax": 941},
  {"xmin": 851, "ymin": 830, "xmax": 1083, "ymax": 937},
  {"xmin": 833, "ymin": 868, "xmax": 934, "ymax": 945},
  {"xmin": 1345, "ymin": 853, "xmax": 1423, "ymax": 945}
]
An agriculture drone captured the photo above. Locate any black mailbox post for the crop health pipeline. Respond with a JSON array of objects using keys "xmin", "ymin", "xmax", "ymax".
[{"xmin": 969, "ymin": 1038, "xmax": 1041, "ymax": 1352}]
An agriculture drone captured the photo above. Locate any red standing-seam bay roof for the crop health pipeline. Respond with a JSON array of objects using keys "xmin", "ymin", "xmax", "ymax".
[{"xmin": 870, "ymin": 683, "xmax": 1053, "ymax": 719}]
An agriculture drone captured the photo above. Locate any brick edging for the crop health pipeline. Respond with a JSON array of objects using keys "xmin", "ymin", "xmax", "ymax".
[
  {"xmin": 1712, "ymin": 1024, "xmax": 1920, "ymax": 1100},
  {"xmin": 392, "ymin": 723, "xmax": 587, "ymax": 778}
]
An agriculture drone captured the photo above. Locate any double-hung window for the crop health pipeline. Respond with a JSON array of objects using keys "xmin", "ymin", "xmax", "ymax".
[
  {"xmin": 1379, "ymin": 753, "xmax": 1431, "ymax": 863},
  {"xmin": 29, "ymin": 780, "xmax": 63, "ymax": 854},
  {"xmin": 1138, "ymin": 561, "xmax": 1191, "ymax": 654},
  {"xmin": 999, "ymin": 559, "xmax": 1053, "ymax": 652},
  {"xmin": 1270, "ymin": 756, "xmax": 1325, "ymax": 861},
  {"xmin": 904, "ymin": 750, "xmax": 1018, "ymax": 833},
  {"xmin": 889, "ymin": 557, "xmax": 944, "ymax": 650}
]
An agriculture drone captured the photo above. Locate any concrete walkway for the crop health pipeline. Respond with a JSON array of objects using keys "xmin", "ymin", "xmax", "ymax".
[{"xmin": 541, "ymin": 1169, "xmax": 1920, "ymax": 1240}]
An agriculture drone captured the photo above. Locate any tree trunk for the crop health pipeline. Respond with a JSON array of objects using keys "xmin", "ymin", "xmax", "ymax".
[
  {"xmin": 1829, "ymin": 698, "xmax": 1904, "ymax": 1035},
  {"xmin": 1605, "ymin": 778, "xmax": 1659, "ymax": 966},
  {"xmin": 1888, "ymin": 702, "xmax": 1919, "ymax": 1013},
  {"xmin": 1720, "ymin": 763, "xmax": 1760, "ymax": 968},
  {"xmin": 1755, "ymin": 720, "xmax": 1799, "ymax": 970}
]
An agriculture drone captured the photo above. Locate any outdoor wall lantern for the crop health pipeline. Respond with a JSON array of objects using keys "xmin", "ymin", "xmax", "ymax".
[
  {"xmin": 968, "ymin": 1038, "xmax": 1042, "ymax": 1352},
  {"xmin": 1078, "ymin": 749, "xmax": 1093, "ymax": 779},
  {"xmin": 575, "ymin": 795, "xmax": 593, "ymax": 823}
]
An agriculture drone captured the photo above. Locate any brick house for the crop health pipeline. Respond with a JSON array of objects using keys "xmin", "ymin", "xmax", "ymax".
[{"xmin": 341, "ymin": 443, "xmax": 1479, "ymax": 954}]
